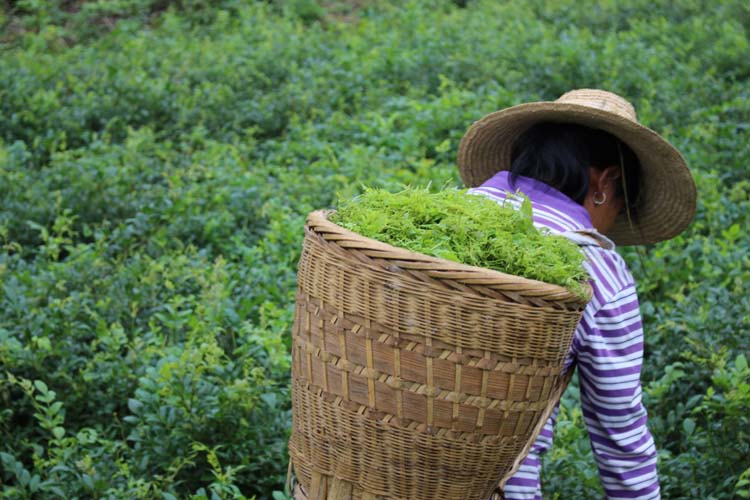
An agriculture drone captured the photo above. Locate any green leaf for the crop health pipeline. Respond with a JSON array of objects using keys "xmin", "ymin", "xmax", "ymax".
[
  {"xmin": 19, "ymin": 468, "xmax": 30, "ymax": 487},
  {"xmin": 33, "ymin": 380, "xmax": 49, "ymax": 394},
  {"xmin": 261, "ymin": 392, "xmax": 277, "ymax": 408},
  {"xmin": 127, "ymin": 398, "xmax": 143, "ymax": 413},
  {"xmin": 82, "ymin": 474, "xmax": 94, "ymax": 490},
  {"xmin": 29, "ymin": 474, "xmax": 41, "ymax": 492},
  {"xmin": 35, "ymin": 337, "xmax": 52, "ymax": 351},
  {"xmin": 736, "ymin": 354, "xmax": 748, "ymax": 371},
  {"xmin": 52, "ymin": 427, "xmax": 65, "ymax": 440},
  {"xmin": 435, "ymin": 139, "xmax": 451, "ymax": 153},
  {"xmin": 49, "ymin": 401, "xmax": 63, "ymax": 416},
  {"xmin": 682, "ymin": 418, "xmax": 696, "ymax": 436}
]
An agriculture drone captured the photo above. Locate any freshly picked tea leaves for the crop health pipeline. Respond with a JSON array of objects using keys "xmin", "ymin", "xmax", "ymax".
[{"xmin": 331, "ymin": 187, "xmax": 589, "ymax": 297}]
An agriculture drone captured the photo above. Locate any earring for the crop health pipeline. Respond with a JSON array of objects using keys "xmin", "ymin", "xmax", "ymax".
[{"xmin": 593, "ymin": 191, "xmax": 607, "ymax": 206}]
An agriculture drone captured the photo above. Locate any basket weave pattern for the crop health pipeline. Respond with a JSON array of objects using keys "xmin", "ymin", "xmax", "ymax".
[{"xmin": 289, "ymin": 211, "xmax": 589, "ymax": 500}]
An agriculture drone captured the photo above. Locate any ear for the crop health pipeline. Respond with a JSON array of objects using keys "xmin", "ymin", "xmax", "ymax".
[
  {"xmin": 589, "ymin": 165, "xmax": 621, "ymax": 198},
  {"xmin": 596, "ymin": 165, "xmax": 621, "ymax": 191}
]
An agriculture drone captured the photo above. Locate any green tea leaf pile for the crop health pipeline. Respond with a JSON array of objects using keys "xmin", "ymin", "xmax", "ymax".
[{"xmin": 332, "ymin": 187, "xmax": 589, "ymax": 297}]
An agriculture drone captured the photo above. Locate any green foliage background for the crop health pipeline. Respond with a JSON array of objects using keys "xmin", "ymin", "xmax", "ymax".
[{"xmin": 0, "ymin": 0, "xmax": 748, "ymax": 498}]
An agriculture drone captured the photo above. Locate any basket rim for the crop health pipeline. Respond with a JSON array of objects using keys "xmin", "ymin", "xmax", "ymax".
[{"xmin": 307, "ymin": 209, "xmax": 592, "ymax": 307}]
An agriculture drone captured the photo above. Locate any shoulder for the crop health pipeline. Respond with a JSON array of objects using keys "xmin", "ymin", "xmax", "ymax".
[{"xmin": 580, "ymin": 245, "xmax": 636, "ymax": 312}]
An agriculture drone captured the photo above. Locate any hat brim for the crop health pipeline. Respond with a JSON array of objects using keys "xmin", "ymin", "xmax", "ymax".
[{"xmin": 457, "ymin": 102, "xmax": 697, "ymax": 246}]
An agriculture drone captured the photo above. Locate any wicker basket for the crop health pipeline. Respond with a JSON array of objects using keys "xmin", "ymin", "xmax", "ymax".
[{"xmin": 289, "ymin": 210, "xmax": 590, "ymax": 500}]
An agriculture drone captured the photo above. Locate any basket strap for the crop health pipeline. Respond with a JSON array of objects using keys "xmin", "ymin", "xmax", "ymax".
[
  {"xmin": 560, "ymin": 229, "xmax": 615, "ymax": 250},
  {"xmin": 494, "ymin": 366, "xmax": 576, "ymax": 495},
  {"xmin": 286, "ymin": 459, "xmax": 294, "ymax": 496}
]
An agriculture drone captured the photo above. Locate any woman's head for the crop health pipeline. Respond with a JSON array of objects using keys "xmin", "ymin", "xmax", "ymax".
[{"xmin": 509, "ymin": 122, "xmax": 641, "ymax": 233}]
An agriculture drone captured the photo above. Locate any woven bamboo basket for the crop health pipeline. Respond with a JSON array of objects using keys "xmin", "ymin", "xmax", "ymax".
[{"xmin": 289, "ymin": 210, "xmax": 590, "ymax": 500}]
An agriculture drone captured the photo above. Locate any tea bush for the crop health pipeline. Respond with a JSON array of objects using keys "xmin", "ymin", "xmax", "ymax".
[{"xmin": 1, "ymin": 0, "xmax": 748, "ymax": 498}]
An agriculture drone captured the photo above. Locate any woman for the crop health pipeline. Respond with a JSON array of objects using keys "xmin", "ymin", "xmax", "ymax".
[{"xmin": 457, "ymin": 89, "xmax": 697, "ymax": 500}]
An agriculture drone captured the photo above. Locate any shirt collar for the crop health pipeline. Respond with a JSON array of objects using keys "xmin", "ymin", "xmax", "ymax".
[{"xmin": 480, "ymin": 170, "xmax": 594, "ymax": 231}]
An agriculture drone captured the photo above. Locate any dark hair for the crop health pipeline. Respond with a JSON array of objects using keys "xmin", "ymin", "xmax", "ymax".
[{"xmin": 509, "ymin": 122, "xmax": 641, "ymax": 216}]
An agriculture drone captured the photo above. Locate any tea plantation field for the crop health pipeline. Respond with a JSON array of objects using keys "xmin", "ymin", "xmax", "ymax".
[{"xmin": 1, "ymin": 1, "xmax": 748, "ymax": 498}]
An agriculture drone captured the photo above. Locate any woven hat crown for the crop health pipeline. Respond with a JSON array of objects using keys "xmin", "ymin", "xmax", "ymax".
[{"xmin": 556, "ymin": 89, "xmax": 637, "ymax": 121}]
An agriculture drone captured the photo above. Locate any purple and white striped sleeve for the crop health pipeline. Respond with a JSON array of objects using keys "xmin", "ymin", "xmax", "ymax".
[{"xmin": 576, "ymin": 259, "xmax": 660, "ymax": 500}]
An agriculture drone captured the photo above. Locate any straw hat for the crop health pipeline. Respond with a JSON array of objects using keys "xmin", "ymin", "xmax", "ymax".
[{"xmin": 457, "ymin": 89, "xmax": 696, "ymax": 246}]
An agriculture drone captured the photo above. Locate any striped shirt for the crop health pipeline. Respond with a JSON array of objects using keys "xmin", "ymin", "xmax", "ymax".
[{"xmin": 470, "ymin": 171, "xmax": 660, "ymax": 500}]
